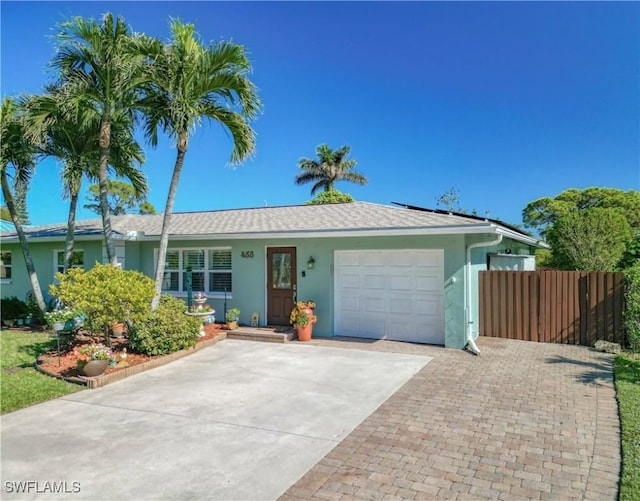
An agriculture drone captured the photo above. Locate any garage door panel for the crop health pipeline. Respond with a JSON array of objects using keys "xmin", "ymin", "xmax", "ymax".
[
  {"xmin": 335, "ymin": 249, "xmax": 444, "ymax": 345},
  {"xmin": 361, "ymin": 252, "xmax": 383, "ymax": 265},
  {"xmin": 342, "ymin": 296, "xmax": 361, "ymax": 312},
  {"xmin": 364, "ymin": 274, "xmax": 386, "ymax": 289},
  {"xmin": 414, "ymin": 298, "xmax": 441, "ymax": 315},
  {"xmin": 389, "ymin": 298, "xmax": 413, "ymax": 314},
  {"xmin": 341, "ymin": 273, "xmax": 361, "ymax": 288},
  {"xmin": 364, "ymin": 297, "xmax": 385, "ymax": 313},
  {"xmin": 388, "ymin": 253, "xmax": 413, "ymax": 266},
  {"xmin": 389, "ymin": 275, "xmax": 414, "ymax": 291}
]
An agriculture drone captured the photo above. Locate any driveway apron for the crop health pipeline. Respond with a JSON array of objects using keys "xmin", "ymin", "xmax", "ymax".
[{"xmin": 1, "ymin": 340, "xmax": 431, "ymax": 500}]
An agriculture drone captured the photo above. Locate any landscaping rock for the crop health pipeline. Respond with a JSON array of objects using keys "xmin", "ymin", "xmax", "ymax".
[{"xmin": 594, "ymin": 340, "xmax": 622, "ymax": 354}]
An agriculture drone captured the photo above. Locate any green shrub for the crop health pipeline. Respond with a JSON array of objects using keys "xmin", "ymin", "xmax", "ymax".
[
  {"xmin": 1, "ymin": 296, "xmax": 28, "ymax": 322},
  {"xmin": 25, "ymin": 292, "xmax": 46, "ymax": 325},
  {"xmin": 305, "ymin": 190, "xmax": 354, "ymax": 205},
  {"xmin": 128, "ymin": 295, "xmax": 200, "ymax": 356},
  {"xmin": 49, "ymin": 263, "xmax": 156, "ymax": 340},
  {"xmin": 624, "ymin": 261, "xmax": 640, "ymax": 351}
]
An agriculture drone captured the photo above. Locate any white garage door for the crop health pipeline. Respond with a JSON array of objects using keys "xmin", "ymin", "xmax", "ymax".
[{"xmin": 334, "ymin": 249, "xmax": 445, "ymax": 345}]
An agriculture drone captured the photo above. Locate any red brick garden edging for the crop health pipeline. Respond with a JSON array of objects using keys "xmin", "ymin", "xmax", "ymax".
[{"xmin": 35, "ymin": 332, "xmax": 227, "ymax": 389}]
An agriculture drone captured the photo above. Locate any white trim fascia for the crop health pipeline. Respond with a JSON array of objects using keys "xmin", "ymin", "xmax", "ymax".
[
  {"xmin": 0, "ymin": 235, "xmax": 105, "ymax": 244},
  {"xmin": 130, "ymin": 224, "xmax": 503, "ymax": 241},
  {"xmin": 1, "ymin": 224, "xmax": 548, "ymax": 248},
  {"xmin": 494, "ymin": 226, "xmax": 548, "ymax": 248}
]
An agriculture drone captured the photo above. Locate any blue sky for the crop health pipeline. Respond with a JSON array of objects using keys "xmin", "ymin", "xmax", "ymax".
[{"xmin": 1, "ymin": 1, "xmax": 638, "ymax": 228}]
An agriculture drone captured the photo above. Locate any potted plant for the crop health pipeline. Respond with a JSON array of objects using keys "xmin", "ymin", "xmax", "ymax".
[
  {"xmin": 111, "ymin": 322, "xmax": 126, "ymax": 338},
  {"xmin": 290, "ymin": 301, "xmax": 317, "ymax": 341},
  {"xmin": 45, "ymin": 307, "xmax": 82, "ymax": 332},
  {"xmin": 73, "ymin": 343, "xmax": 113, "ymax": 377},
  {"xmin": 225, "ymin": 308, "xmax": 241, "ymax": 330}
]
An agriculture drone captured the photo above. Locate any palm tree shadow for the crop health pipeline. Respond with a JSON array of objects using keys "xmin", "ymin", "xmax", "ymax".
[{"xmin": 545, "ymin": 353, "xmax": 614, "ymax": 386}]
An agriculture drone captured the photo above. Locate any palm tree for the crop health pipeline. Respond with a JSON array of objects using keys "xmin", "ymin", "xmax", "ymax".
[
  {"xmin": 24, "ymin": 90, "xmax": 147, "ymax": 271},
  {"xmin": 295, "ymin": 144, "xmax": 367, "ymax": 195},
  {"xmin": 141, "ymin": 19, "xmax": 261, "ymax": 309},
  {"xmin": 50, "ymin": 13, "xmax": 157, "ymax": 265},
  {"xmin": 0, "ymin": 98, "xmax": 46, "ymax": 311}
]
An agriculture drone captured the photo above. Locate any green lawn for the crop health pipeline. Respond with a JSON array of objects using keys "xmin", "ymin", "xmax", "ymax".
[
  {"xmin": 615, "ymin": 352, "xmax": 640, "ymax": 501},
  {"xmin": 1, "ymin": 330, "xmax": 82, "ymax": 414}
]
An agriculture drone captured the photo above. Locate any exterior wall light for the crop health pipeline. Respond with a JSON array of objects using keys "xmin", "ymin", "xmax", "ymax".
[{"xmin": 307, "ymin": 256, "xmax": 316, "ymax": 270}]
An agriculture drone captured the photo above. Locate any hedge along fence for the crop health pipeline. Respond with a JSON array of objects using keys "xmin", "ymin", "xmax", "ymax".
[{"xmin": 624, "ymin": 261, "xmax": 640, "ymax": 351}]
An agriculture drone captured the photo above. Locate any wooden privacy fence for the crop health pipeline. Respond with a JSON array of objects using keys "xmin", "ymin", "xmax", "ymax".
[{"xmin": 479, "ymin": 270, "xmax": 625, "ymax": 346}]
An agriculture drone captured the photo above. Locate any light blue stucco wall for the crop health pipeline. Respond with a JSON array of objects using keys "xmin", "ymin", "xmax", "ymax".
[
  {"xmin": 2, "ymin": 233, "xmax": 535, "ymax": 349},
  {"xmin": 138, "ymin": 234, "xmax": 469, "ymax": 348},
  {"xmin": 0, "ymin": 240, "xmax": 104, "ymax": 304}
]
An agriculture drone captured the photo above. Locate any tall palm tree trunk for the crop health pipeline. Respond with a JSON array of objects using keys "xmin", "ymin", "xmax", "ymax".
[
  {"xmin": 152, "ymin": 138, "xmax": 187, "ymax": 310},
  {"xmin": 0, "ymin": 171, "xmax": 46, "ymax": 312},
  {"xmin": 64, "ymin": 187, "xmax": 80, "ymax": 272},
  {"xmin": 98, "ymin": 121, "xmax": 117, "ymax": 265}
]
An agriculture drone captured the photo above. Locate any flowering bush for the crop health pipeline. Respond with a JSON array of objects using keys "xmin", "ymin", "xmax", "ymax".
[
  {"xmin": 45, "ymin": 307, "xmax": 81, "ymax": 325},
  {"xmin": 289, "ymin": 301, "xmax": 317, "ymax": 327},
  {"xmin": 73, "ymin": 343, "xmax": 112, "ymax": 361}
]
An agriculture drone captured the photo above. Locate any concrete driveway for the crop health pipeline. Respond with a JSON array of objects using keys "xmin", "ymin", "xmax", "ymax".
[{"xmin": 1, "ymin": 340, "xmax": 431, "ymax": 500}]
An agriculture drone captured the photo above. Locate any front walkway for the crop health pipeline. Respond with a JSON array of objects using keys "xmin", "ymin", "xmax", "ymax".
[{"xmin": 281, "ymin": 337, "xmax": 620, "ymax": 500}]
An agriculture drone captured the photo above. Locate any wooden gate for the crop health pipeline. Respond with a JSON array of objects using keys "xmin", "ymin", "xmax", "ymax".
[{"xmin": 479, "ymin": 270, "xmax": 625, "ymax": 345}]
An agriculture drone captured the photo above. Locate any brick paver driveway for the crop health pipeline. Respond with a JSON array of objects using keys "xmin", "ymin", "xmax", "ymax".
[{"xmin": 281, "ymin": 337, "xmax": 620, "ymax": 500}]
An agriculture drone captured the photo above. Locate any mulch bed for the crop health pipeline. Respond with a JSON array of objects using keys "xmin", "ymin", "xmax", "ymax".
[{"xmin": 37, "ymin": 322, "xmax": 225, "ymax": 381}]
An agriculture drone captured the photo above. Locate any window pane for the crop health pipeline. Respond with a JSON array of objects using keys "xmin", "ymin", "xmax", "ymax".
[
  {"xmin": 162, "ymin": 271, "xmax": 179, "ymax": 291},
  {"xmin": 71, "ymin": 251, "xmax": 84, "ymax": 267},
  {"xmin": 208, "ymin": 249, "xmax": 231, "ymax": 270},
  {"xmin": 183, "ymin": 271, "xmax": 204, "ymax": 291},
  {"xmin": 272, "ymin": 253, "xmax": 291, "ymax": 289},
  {"xmin": 0, "ymin": 252, "xmax": 11, "ymax": 279},
  {"xmin": 183, "ymin": 250, "xmax": 204, "ymax": 270},
  {"xmin": 209, "ymin": 272, "xmax": 232, "ymax": 293},
  {"xmin": 165, "ymin": 250, "xmax": 179, "ymax": 269},
  {"xmin": 57, "ymin": 251, "xmax": 64, "ymax": 266}
]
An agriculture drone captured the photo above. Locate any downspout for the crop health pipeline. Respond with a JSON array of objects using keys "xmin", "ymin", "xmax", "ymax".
[{"xmin": 465, "ymin": 234, "xmax": 503, "ymax": 355}]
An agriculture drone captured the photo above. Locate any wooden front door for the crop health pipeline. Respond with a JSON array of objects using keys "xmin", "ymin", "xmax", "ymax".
[{"xmin": 267, "ymin": 247, "xmax": 297, "ymax": 325}]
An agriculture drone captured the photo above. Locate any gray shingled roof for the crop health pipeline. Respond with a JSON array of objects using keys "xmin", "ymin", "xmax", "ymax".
[{"xmin": 1, "ymin": 202, "xmax": 538, "ymax": 243}]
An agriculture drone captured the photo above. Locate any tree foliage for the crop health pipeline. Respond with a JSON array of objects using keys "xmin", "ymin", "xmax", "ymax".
[
  {"xmin": 84, "ymin": 179, "xmax": 154, "ymax": 216},
  {"xmin": 51, "ymin": 13, "xmax": 158, "ymax": 265},
  {"xmin": 524, "ymin": 187, "xmax": 639, "ymax": 271},
  {"xmin": 523, "ymin": 187, "xmax": 640, "ymax": 237},
  {"xmin": 546, "ymin": 208, "xmax": 632, "ymax": 271},
  {"xmin": 141, "ymin": 19, "xmax": 261, "ymax": 309},
  {"xmin": 295, "ymin": 144, "xmax": 367, "ymax": 195},
  {"xmin": 50, "ymin": 263, "xmax": 156, "ymax": 343},
  {"xmin": 0, "ymin": 205, "xmax": 11, "ymax": 221},
  {"xmin": 435, "ymin": 187, "xmax": 463, "ymax": 213},
  {"xmin": 305, "ymin": 190, "xmax": 354, "ymax": 205},
  {"xmin": 23, "ymin": 87, "xmax": 147, "ymax": 271},
  {"xmin": 623, "ymin": 261, "xmax": 640, "ymax": 351},
  {"xmin": 0, "ymin": 98, "xmax": 46, "ymax": 311}
]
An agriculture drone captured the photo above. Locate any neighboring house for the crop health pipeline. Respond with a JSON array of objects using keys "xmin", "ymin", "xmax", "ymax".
[{"xmin": 0, "ymin": 201, "xmax": 545, "ymax": 349}]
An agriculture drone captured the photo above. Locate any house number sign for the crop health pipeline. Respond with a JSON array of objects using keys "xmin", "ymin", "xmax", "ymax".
[{"xmin": 241, "ymin": 251, "xmax": 254, "ymax": 258}]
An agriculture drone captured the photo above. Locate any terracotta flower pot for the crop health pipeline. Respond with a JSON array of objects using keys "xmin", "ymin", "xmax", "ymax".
[
  {"xmin": 112, "ymin": 323, "xmax": 125, "ymax": 337},
  {"xmin": 79, "ymin": 359, "xmax": 108, "ymax": 377},
  {"xmin": 296, "ymin": 323, "xmax": 313, "ymax": 342}
]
